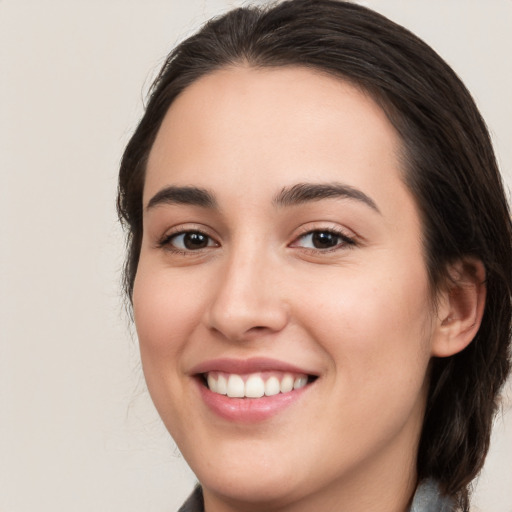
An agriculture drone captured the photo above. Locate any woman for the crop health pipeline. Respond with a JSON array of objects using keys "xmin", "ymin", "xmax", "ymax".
[{"xmin": 117, "ymin": 1, "xmax": 512, "ymax": 511}]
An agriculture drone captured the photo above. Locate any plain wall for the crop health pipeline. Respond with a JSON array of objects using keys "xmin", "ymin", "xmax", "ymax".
[{"xmin": 1, "ymin": 1, "xmax": 510, "ymax": 511}]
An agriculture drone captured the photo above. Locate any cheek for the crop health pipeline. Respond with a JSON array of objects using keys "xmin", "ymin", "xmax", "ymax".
[
  {"xmin": 131, "ymin": 265, "xmax": 205, "ymax": 435},
  {"xmin": 132, "ymin": 265, "xmax": 203, "ymax": 370},
  {"xmin": 313, "ymin": 273, "xmax": 433, "ymax": 429},
  {"xmin": 296, "ymin": 262, "xmax": 434, "ymax": 382}
]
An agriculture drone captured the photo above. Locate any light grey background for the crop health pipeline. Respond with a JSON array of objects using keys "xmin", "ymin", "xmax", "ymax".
[{"xmin": 1, "ymin": 1, "xmax": 510, "ymax": 511}]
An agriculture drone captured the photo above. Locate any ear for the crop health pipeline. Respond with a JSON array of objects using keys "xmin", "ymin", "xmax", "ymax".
[{"xmin": 431, "ymin": 258, "xmax": 486, "ymax": 358}]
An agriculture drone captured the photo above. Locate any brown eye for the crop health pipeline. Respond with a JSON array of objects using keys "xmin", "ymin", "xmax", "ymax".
[
  {"xmin": 167, "ymin": 231, "xmax": 216, "ymax": 251},
  {"xmin": 311, "ymin": 231, "xmax": 340, "ymax": 249},
  {"xmin": 183, "ymin": 232, "xmax": 209, "ymax": 249},
  {"xmin": 294, "ymin": 230, "xmax": 355, "ymax": 251}
]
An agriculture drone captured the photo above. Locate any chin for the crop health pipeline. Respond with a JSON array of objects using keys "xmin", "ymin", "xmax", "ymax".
[
  {"xmin": 182, "ymin": 438, "xmax": 310, "ymax": 507},
  {"xmin": 200, "ymin": 469, "xmax": 303, "ymax": 509}
]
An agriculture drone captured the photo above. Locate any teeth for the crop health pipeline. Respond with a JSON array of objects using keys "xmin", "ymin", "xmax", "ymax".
[
  {"xmin": 294, "ymin": 376, "xmax": 307, "ymax": 389},
  {"xmin": 207, "ymin": 373, "xmax": 217, "ymax": 393},
  {"xmin": 280, "ymin": 374, "xmax": 294, "ymax": 393},
  {"xmin": 226, "ymin": 374, "xmax": 245, "ymax": 398},
  {"xmin": 205, "ymin": 372, "xmax": 311, "ymax": 398},
  {"xmin": 217, "ymin": 374, "xmax": 227, "ymax": 395},
  {"xmin": 245, "ymin": 375, "xmax": 265, "ymax": 398},
  {"xmin": 264, "ymin": 376, "xmax": 281, "ymax": 396}
]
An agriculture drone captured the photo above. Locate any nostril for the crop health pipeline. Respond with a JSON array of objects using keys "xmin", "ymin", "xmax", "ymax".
[{"xmin": 206, "ymin": 280, "xmax": 290, "ymax": 340}]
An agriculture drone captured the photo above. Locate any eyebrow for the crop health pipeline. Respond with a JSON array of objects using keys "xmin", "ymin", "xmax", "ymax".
[
  {"xmin": 146, "ymin": 182, "xmax": 380, "ymax": 213},
  {"xmin": 146, "ymin": 185, "xmax": 217, "ymax": 211},
  {"xmin": 273, "ymin": 182, "xmax": 380, "ymax": 213}
]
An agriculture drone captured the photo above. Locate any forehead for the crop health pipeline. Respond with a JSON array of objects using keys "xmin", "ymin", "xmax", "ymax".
[{"xmin": 145, "ymin": 65, "xmax": 411, "ymax": 218}]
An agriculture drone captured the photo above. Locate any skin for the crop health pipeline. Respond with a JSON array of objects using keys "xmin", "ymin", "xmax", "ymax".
[{"xmin": 132, "ymin": 66, "xmax": 484, "ymax": 512}]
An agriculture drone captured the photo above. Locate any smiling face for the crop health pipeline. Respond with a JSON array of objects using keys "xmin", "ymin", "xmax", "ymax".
[{"xmin": 133, "ymin": 66, "xmax": 441, "ymax": 511}]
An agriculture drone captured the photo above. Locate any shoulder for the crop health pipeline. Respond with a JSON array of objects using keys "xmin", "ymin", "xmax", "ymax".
[
  {"xmin": 177, "ymin": 481, "xmax": 454, "ymax": 512},
  {"xmin": 178, "ymin": 486, "xmax": 204, "ymax": 512},
  {"xmin": 410, "ymin": 479, "xmax": 456, "ymax": 512}
]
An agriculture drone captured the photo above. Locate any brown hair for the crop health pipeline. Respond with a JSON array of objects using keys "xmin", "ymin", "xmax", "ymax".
[{"xmin": 117, "ymin": 1, "xmax": 512, "ymax": 509}]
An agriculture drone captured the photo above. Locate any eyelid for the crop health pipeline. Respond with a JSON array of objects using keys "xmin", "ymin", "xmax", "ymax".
[
  {"xmin": 156, "ymin": 224, "xmax": 220, "ymax": 252},
  {"xmin": 154, "ymin": 222, "xmax": 358, "ymax": 255},
  {"xmin": 289, "ymin": 223, "xmax": 357, "ymax": 252}
]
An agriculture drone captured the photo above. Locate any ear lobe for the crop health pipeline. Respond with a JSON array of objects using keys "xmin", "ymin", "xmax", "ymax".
[{"xmin": 431, "ymin": 259, "xmax": 486, "ymax": 358}]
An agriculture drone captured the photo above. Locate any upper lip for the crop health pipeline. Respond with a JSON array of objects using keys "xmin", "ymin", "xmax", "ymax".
[{"xmin": 190, "ymin": 357, "xmax": 318, "ymax": 376}]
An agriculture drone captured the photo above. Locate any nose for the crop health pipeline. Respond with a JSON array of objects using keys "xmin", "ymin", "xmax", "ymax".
[{"xmin": 205, "ymin": 248, "xmax": 289, "ymax": 342}]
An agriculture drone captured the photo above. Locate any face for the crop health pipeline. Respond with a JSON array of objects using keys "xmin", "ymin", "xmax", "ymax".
[{"xmin": 133, "ymin": 66, "xmax": 440, "ymax": 510}]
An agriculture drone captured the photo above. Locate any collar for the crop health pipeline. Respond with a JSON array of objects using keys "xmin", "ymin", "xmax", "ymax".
[
  {"xmin": 178, "ymin": 479, "xmax": 455, "ymax": 512},
  {"xmin": 409, "ymin": 479, "xmax": 455, "ymax": 512}
]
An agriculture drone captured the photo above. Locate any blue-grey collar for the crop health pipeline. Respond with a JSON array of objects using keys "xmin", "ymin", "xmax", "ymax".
[
  {"xmin": 409, "ymin": 479, "xmax": 455, "ymax": 512},
  {"xmin": 179, "ymin": 479, "xmax": 455, "ymax": 512}
]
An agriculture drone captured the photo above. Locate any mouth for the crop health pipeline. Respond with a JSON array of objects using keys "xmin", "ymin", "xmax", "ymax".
[
  {"xmin": 191, "ymin": 357, "xmax": 319, "ymax": 402},
  {"xmin": 200, "ymin": 371, "xmax": 317, "ymax": 398},
  {"xmin": 191, "ymin": 357, "xmax": 319, "ymax": 421}
]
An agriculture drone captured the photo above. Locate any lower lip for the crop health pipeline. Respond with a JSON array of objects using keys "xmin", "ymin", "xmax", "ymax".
[{"xmin": 196, "ymin": 379, "xmax": 311, "ymax": 423}]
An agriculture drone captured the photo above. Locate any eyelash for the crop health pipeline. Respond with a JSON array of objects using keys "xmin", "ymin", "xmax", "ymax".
[
  {"xmin": 157, "ymin": 228, "xmax": 218, "ymax": 255},
  {"xmin": 157, "ymin": 227, "xmax": 356, "ymax": 255},
  {"xmin": 292, "ymin": 227, "xmax": 356, "ymax": 252}
]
